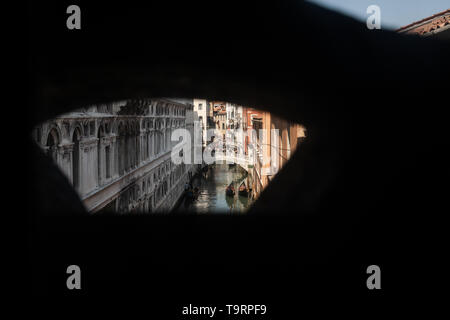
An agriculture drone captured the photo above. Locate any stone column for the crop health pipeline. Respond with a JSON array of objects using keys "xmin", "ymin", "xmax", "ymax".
[
  {"xmin": 56, "ymin": 145, "xmax": 64, "ymax": 172},
  {"xmin": 79, "ymin": 141, "xmax": 87, "ymax": 196},
  {"xmin": 109, "ymin": 134, "xmax": 114, "ymax": 178},
  {"xmin": 140, "ymin": 132, "xmax": 145, "ymax": 164},
  {"xmin": 153, "ymin": 131, "xmax": 156, "ymax": 157},
  {"xmin": 113, "ymin": 135, "xmax": 119, "ymax": 178},
  {"xmin": 98, "ymin": 139, "xmax": 103, "ymax": 187},
  {"xmin": 162, "ymin": 129, "xmax": 166, "ymax": 153},
  {"xmin": 93, "ymin": 141, "xmax": 99, "ymax": 190},
  {"xmin": 150, "ymin": 131, "xmax": 153, "ymax": 159},
  {"xmin": 61, "ymin": 143, "xmax": 74, "ymax": 184}
]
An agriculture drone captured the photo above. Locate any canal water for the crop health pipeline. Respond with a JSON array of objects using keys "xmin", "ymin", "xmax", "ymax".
[{"xmin": 177, "ymin": 164, "xmax": 253, "ymax": 213}]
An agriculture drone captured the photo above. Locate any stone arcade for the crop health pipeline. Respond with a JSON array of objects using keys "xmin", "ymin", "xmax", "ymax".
[{"xmin": 32, "ymin": 98, "xmax": 199, "ymax": 213}]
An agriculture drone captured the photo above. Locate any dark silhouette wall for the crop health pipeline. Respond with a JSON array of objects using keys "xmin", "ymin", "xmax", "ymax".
[{"xmin": 27, "ymin": 0, "xmax": 449, "ymax": 309}]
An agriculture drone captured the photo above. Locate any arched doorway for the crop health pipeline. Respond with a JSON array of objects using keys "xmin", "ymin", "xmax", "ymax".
[
  {"xmin": 46, "ymin": 128, "xmax": 59, "ymax": 163},
  {"xmin": 72, "ymin": 128, "xmax": 81, "ymax": 190}
]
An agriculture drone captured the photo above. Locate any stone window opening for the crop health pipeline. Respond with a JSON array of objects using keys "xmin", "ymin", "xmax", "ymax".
[
  {"xmin": 46, "ymin": 128, "xmax": 59, "ymax": 163},
  {"xmin": 90, "ymin": 121, "xmax": 96, "ymax": 136},
  {"xmin": 72, "ymin": 128, "xmax": 82, "ymax": 191}
]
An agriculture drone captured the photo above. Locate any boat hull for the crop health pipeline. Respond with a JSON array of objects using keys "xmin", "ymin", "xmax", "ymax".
[
  {"xmin": 238, "ymin": 190, "xmax": 248, "ymax": 197},
  {"xmin": 226, "ymin": 189, "xmax": 235, "ymax": 197}
]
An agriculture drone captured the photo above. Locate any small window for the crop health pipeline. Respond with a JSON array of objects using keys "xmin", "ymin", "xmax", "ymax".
[{"xmin": 90, "ymin": 121, "xmax": 95, "ymax": 136}]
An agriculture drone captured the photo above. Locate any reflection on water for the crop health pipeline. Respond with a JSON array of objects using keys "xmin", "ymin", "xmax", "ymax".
[{"xmin": 178, "ymin": 164, "xmax": 253, "ymax": 213}]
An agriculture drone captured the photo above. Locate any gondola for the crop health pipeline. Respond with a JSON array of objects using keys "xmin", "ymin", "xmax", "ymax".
[
  {"xmin": 238, "ymin": 181, "xmax": 249, "ymax": 197},
  {"xmin": 185, "ymin": 186, "xmax": 200, "ymax": 202},
  {"xmin": 193, "ymin": 187, "xmax": 200, "ymax": 200},
  {"xmin": 185, "ymin": 188, "xmax": 194, "ymax": 202},
  {"xmin": 226, "ymin": 183, "xmax": 235, "ymax": 197}
]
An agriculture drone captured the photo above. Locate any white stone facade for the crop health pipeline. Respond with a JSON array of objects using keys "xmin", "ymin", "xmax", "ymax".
[{"xmin": 32, "ymin": 98, "xmax": 198, "ymax": 213}]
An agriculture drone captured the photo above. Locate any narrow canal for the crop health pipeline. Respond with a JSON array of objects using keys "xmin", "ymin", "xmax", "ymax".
[{"xmin": 177, "ymin": 164, "xmax": 253, "ymax": 213}]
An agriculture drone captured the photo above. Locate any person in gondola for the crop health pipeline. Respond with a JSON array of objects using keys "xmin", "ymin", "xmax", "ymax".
[
  {"xmin": 238, "ymin": 181, "xmax": 248, "ymax": 197},
  {"xmin": 226, "ymin": 183, "xmax": 235, "ymax": 197},
  {"xmin": 193, "ymin": 187, "xmax": 199, "ymax": 200},
  {"xmin": 225, "ymin": 192, "xmax": 234, "ymax": 210}
]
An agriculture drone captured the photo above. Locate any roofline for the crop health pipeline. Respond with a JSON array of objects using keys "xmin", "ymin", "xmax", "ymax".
[{"xmin": 397, "ymin": 9, "xmax": 450, "ymax": 33}]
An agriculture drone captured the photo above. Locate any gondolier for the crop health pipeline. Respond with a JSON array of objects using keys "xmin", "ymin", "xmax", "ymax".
[{"xmin": 226, "ymin": 182, "xmax": 235, "ymax": 197}]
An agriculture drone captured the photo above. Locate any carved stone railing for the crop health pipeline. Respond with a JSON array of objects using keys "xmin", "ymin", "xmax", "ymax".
[{"xmin": 84, "ymin": 150, "xmax": 173, "ymax": 212}]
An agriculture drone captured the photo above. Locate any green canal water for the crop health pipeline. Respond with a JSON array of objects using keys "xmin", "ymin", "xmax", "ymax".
[{"xmin": 177, "ymin": 164, "xmax": 253, "ymax": 213}]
